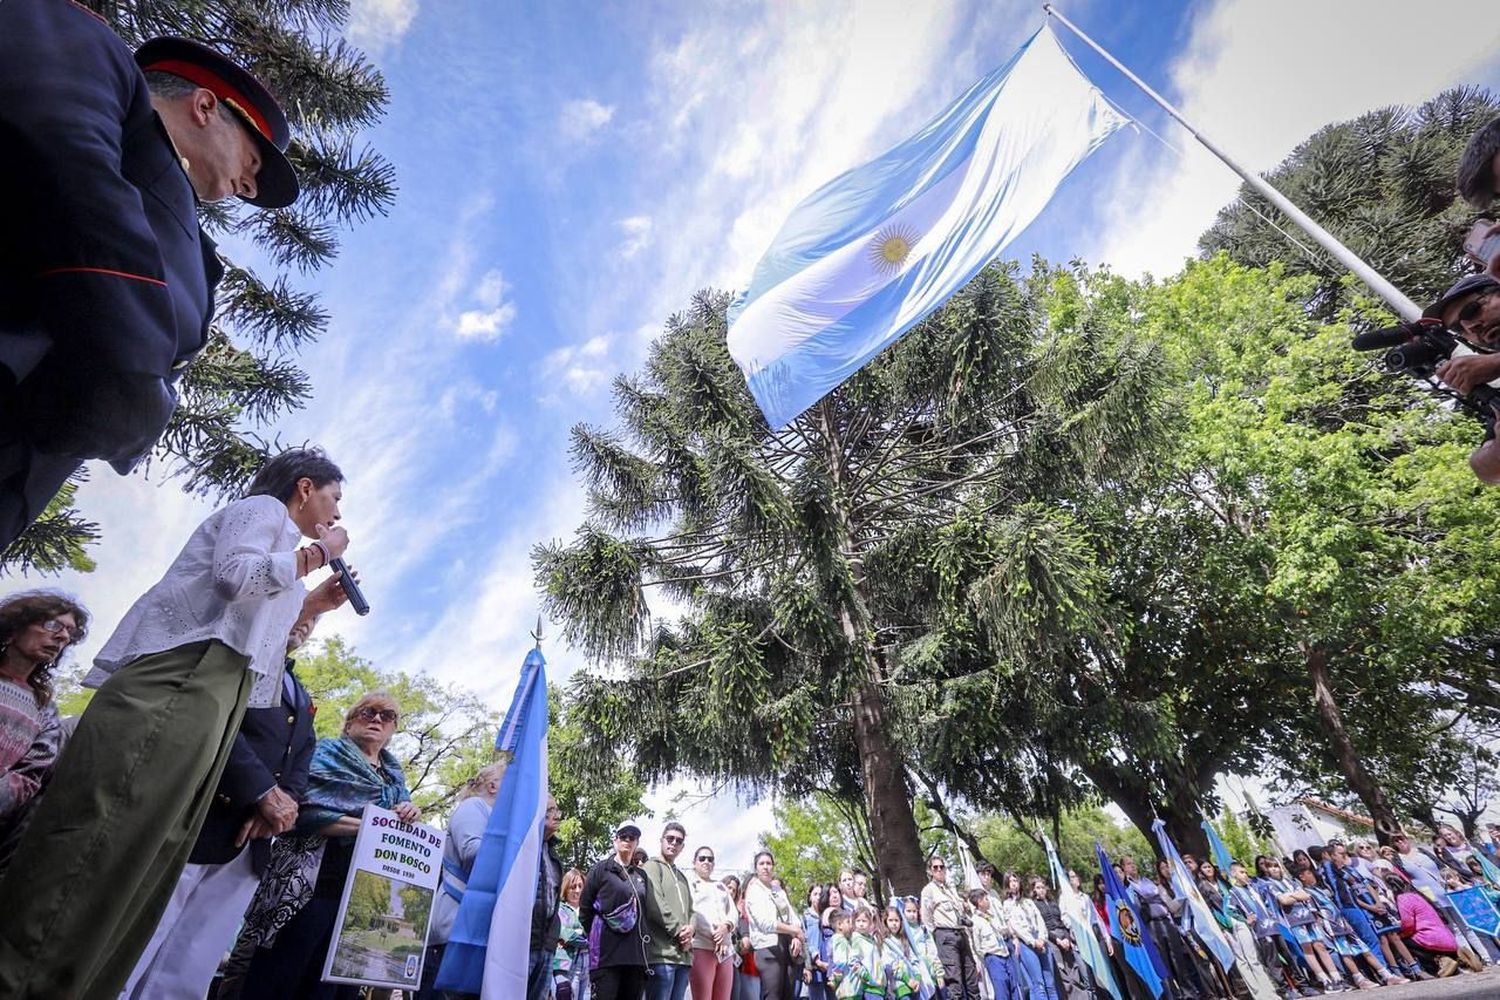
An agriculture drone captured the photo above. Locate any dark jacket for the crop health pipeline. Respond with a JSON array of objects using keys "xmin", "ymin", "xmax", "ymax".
[
  {"xmin": 188, "ymin": 660, "xmax": 315, "ymax": 873},
  {"xmin": 1036, "ymin": 897, "xmax": 1070, "ymax": 944},
  {"xmin": 580, "ymin": 855, "xmax": 649, "ymax": 969},
  {"xmin": 0, "ymin": 0, "xmax": 222, "ymax": 533},
  {"xmin": 531, "ymin": 834, "xmax": 563, "ymax": 952}
]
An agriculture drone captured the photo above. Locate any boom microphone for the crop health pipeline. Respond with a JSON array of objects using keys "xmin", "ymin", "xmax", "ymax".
[{"xmin": 329, "ymin": 557, "xmax": 370, "ymax": 616}]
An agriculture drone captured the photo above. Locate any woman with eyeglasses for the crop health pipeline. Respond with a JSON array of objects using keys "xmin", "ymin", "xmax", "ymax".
[
  {"xmin": 0, "ymin": 447, "xmax": 359, "ymax": 998},
  {"xmin": 240, "ymin": 690, "xmax": 416, "ymax": 999},
  {"xmin": 689, "ymin": 845, "xmax": 736, "ymax": 1000},
  {"xmin": 0, "ymin": 591, "xmax": 88, "ymax": 873},
  {"xmin": 581, "ymin": 823, "xmax": 651, "ymax": 1000}
]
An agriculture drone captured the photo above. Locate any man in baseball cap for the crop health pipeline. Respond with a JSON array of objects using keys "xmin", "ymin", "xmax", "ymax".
[
  {"xmin": 1431, "ymin": 274, "xmax": 1500, "ymax": 395},
  {"xmin": 0, "ymin": 0, "xmax": 299, "ymax": 557}
]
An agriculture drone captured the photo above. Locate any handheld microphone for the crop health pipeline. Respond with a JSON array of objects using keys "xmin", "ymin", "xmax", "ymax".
[{"xmin": 329, "ymin": 557, "xmax": 370, "ymax": 616}]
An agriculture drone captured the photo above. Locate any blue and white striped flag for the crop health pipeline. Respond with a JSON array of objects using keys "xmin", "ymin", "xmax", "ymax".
[
  {"xmin": 436, "ymin": 648, "xmax": 550, "ymax": 998},
  {"xmin": 1152, "ymin": 820, "xmax": 1236, "ymax": 976},
  {"xmin": 727, "ymin": 24, "xmax": 1128, "ymax": 428},
  {"xmin": 1044, "ymin": 833, "xmax": 1121, "ymax": 1000}
]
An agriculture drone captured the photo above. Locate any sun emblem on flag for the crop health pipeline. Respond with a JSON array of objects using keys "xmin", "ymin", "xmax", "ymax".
[
  {"xmin": 869, "ymin": 224, "xmax": 919, "ymax": 275},
  {"xmin": 1115, "ymin": 901, "xmax": 1142, "ymax": 945}
]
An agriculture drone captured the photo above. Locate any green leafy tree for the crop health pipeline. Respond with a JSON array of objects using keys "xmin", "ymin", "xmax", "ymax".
[
  {"xmin": 548, "ymin": 682, "xmax": 650, "ymax": 871},
  {"xmin": 7, "ymin": 0, "xmax": 397, "ymax": 572},
  {"xmin": 1201, "ymin": 86, "xmax": 1500, "ymax": 316},
  {"xmin": 398, "ymin": 884, "xmax": 432, "ymax": 934},
  {"xmin": 536, "ymin": 268, "xmax": 1171, "ymax": 894},
  {"xmin": 971, "ymin": 805, "xmax": 1152, "ymax": 879},
  {"xmin": 345, "ymin": 870, "xmax": 391, "ymax": 930}
]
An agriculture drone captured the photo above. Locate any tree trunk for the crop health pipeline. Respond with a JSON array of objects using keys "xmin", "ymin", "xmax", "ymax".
[
  {"xmin": 1081, "ymin": 759, "xmax": 1211, "ymax": 859},
  {"xmin": 1306, "ymin": 644, "xmax": 1402, "ymax": 843},
  {"xmin": 818, "ymin": 400, "xmax": 928, "ymax": 896}
]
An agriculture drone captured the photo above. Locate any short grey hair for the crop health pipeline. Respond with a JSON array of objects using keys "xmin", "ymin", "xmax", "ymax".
[{"xmin": 1458, "ymin": 116, "xmax": 1500, "ymax": 208}]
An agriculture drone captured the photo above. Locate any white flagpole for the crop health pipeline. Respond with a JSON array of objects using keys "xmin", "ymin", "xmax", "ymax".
[{"xmin": 1042, "ymin": 4, "xmax": 1421, "ymax": 321}]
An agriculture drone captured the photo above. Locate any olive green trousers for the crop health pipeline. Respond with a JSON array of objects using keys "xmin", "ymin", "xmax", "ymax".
[{"xmin": 0, "ymin": 639, "xmax": 251, "ymax": 999}]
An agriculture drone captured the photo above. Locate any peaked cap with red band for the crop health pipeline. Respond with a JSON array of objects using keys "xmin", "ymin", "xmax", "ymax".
[{"xmin": 135, "ymin": 36, "xmax": 298, "ymax": 209}]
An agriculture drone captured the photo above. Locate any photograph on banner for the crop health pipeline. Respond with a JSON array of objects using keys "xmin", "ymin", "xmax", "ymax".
[{"xmin": 322, "ymin": 804, "xmax": 446, "ymax": 990}]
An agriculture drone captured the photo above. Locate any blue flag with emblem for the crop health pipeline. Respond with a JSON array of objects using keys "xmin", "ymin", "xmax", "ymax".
[
  {"xmin": 1096, "ymin": 842, "xmax": 1166, "ymax": 999},
  {"xmin": 1045, "ymin": 833, "xmax": 1120, "ymax": 1000},
  {"xmin": 436, "ymin": 648, "xmax": 549, "ymax": 999},
  {"xmin": 1152, "ymin": 820, "xmax": 1235, "ymax": 975},
  {"xmin": 725, "ymin": 24, "xmax": 1129, "ymax": 428}
]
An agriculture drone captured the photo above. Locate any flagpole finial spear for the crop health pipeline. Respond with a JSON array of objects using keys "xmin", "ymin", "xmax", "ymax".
[{"xmin": 531, "ymin": 614, "xmax": 545, "ymax": 650}]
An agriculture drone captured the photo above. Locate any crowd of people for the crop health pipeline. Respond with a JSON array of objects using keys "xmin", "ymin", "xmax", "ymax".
[{"xmin": 496, "ymin": 821, "xmax": 1500, "ymax": 1000}]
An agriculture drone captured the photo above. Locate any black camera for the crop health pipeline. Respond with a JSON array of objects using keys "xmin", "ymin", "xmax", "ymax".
[{"xmin": 1351, "ymin": 320, "xmax": 1500, "ymax": 428}]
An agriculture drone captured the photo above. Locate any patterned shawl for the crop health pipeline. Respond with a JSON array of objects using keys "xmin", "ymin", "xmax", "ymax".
[{"xmin": 294, "ymin": 734, "xmax": 410, "ymax": 835}]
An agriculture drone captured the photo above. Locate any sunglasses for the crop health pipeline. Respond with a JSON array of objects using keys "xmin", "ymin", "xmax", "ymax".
[
  {"xmin": 930, "ymin": 863, "xmax": 946, "ymax": 871},
  {"xmin": 40, "ymin": 618, "xmax": 84, "ymax": 643},
  {"xmin": 1458, "ymin": 291, "xmax": 1495, "ymax": 325},
  {"xmin": 664, "ymin": 834, "xmax": 684, "ymax": 845},
  {"xmin": 696, "ymin": 854, "xmax": 715, "ymax": 863},
  {"xmin": 356, "ymin": 707, "xmax": 399, "ymax": 724}
]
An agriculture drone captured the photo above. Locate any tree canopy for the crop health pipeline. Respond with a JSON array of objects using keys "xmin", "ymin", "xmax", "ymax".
[{"xmin": 5, "ymin": 0, "xmax": 396, "ymax": 574}]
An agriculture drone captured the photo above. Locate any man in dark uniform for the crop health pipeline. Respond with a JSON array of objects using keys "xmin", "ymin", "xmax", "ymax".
[
  {"xmin": 0, "ymin": 0, "xmax": 299, "ymax": 549},
  {"xmin": 121, "ymin": 618, "xmax": 319, "ymax": 1000}
]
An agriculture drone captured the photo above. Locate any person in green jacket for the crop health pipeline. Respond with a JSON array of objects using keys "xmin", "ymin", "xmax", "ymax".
[{"xmin": 643, "ymin": 821, "xmax": 696, "ymax": 1000}]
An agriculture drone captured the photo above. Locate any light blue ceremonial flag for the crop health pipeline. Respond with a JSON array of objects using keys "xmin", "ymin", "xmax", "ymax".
[
  {"xmin": 1152, "ymin": 820, "xmax": 1236, "ymax": 975},
  {"xmin": 1045, "ymin": 834, "xmax": 1121, "ymax": 1000},
  {"xmin": 1096, "ymin": 842, "xmax": 1166, "ymax": 999},
  {"xmin": 1202, "ymin": 817, "xmax": 1237, "ymax": 879},
  {"xmin": 436, "ymin": 649, "xmax": 550, "ymax": 999},
  {"xmin": 726, "ymin": 24, "xmax": 1129, "ymax": 429}
]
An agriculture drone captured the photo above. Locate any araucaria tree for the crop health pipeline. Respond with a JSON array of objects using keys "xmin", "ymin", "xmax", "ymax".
[
  {"xmin": 7, "ymin": 0, "xmax": 396, "ymax": 574},
  {"xmin": 535, "ymin": 267, "xmax": 1170, "ymax": 893}
]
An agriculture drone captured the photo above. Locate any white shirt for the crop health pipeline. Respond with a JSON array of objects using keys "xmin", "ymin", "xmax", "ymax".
[
  {"xmin": 743, "ymin": 877, "xmax": 793, "ymax": 950},
  {"xmin": 86, "ymin": 495, "xmax": 305, "ymax": 708},
  {"xmin": 691, "ymin": 875, "xmax": 737, "ymax": 958},
  {"xmin": 1000, "ymin": 897, "xmax": 1046, "ymax": 947}
]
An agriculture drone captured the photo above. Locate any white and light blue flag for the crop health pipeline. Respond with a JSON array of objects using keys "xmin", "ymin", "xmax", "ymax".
[
  {"xmin": 1152, "ymin": 820, "xmax": 1236, "ymax": 976},
  {"xmin": 727, "ymin": 25, "xmax": 1129, "ymax": 428},
  {"xmin": 435, "ymin": 648, "xmax": 549, "ymax": 999},
  {"xmin": 1045, "ymin": 833, "xmax": 1121, "ymax": 1000}
]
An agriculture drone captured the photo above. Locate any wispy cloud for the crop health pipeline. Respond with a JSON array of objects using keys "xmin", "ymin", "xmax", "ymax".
[
  {"xmin": 453, "ymin": 268, "xmax": 518, "ymax": 342},
  {"xmin": 346, "ymin": 0, "xmax": 420, "ymax": 55},
  {"xmin": 560, "ymin": 98, "xmax": 616, "ymax": 141},
  {"xmin": 617, "ymin": 215, "xmax": 653, "ymax": 258},
  {"xmin": 540, "ymin": 335, "xmax": 614, "ymax": 398}
]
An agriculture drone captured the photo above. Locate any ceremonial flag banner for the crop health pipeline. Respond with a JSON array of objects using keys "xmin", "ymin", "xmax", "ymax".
[
  {"xmin": 1201, "ymin": 818, "xmax": 1237, "ymax": 881},
  {"xmin": 1096, "ymin": 842, "xmax": 1166, "ymax": 1000},
  {"xmin": 1045, "ymin": 834, "xmax": 1121, "ymax": 1000},
  {"xmin": 436, "ymin": 648, "xmax": 550, "ymax": 998},
  {"xmin": 726, "ymin": 24, "xmax": 1128, "ymax": 428},
  {"xmin": 321, "ymin": 805, "xmax": 446, "ymax": 989},
  {"xmin": 1152, "ymin": 820, "xmax": 1235, "ymax": 975},
  {"xmin": 1448, "ymin": 885, "xmax": 1500, "ymax": 937}
]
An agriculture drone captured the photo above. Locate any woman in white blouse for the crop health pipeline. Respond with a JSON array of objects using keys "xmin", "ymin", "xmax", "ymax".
[
  {"xmin": 689, "ymin": 844, "xmax": 737, "ymax": 1000},
  {"xmin": 0, "ymin": 447, "xmax": 355, "ymax": 1000},
  {"xmin": 743, "ymin": 849, "xmax": 805, "ymax": 1000},
  {"xmin": 999, "ymin": 869, "xmax": 1056, "ymax": 1000}
]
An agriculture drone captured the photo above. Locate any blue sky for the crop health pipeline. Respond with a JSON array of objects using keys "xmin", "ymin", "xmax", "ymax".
[{"xmin": 42, "ymin": 0, "xmax": 1500, "ymax": 866}]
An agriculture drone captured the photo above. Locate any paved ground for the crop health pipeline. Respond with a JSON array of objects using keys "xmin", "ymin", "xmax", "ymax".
[{"xmin": 1359, "ymin": 967, "xmax": 1500, "ymax": 998}]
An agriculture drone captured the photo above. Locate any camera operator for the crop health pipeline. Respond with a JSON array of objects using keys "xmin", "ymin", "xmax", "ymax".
[
  {"xmin": 1429, "ymin": 275, "xmax": 1500, "ymax": 482},
  {"xmin": 1458, "ymin": 117, "xmax": 1500, "ymax": 279}
]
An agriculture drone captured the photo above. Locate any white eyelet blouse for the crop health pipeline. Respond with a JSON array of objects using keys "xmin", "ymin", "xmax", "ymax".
[{"xmin": 85, "ymin": 494, "xmax": 306, "ymax": 708}]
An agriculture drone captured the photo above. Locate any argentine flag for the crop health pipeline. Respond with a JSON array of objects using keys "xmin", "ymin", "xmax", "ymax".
[
  {"xmin": 727, "ymin": 25, "xmax": 1128, "ymax": 428},
  {"xmin": 1045, "ymin": 834, "xmax": 1121, "ymax": 1000},
  {"xmin": 435, "ymin": 648, "xmax": 549, "ymax": 998},
  {"xmin": 1153, "ymin": 820, "xmax": 1236, "ymax": 976}
]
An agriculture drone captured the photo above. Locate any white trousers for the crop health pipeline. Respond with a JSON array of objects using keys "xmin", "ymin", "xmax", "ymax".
[{"xmin": 121, "ymin": 849, "xmax": 261, "ymax": 1000}]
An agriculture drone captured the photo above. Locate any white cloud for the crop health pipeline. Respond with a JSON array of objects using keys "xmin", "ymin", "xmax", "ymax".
[
  {"xmin": 560, "ymin": 98, "xmax": 616, "ymax": 141},
  {"xmin": 453, "ymin": 268, "xmax": 518, "ymax": 342},
  {"xmin": 1095, "ymin": 0, "xmax": 1500, "ymax": 279},
  {"xmin": 540, "ymin": 335, "xmax": 614, "ymax": 397},
  {"xmin": 618, "ymin": 215, "xmax": 654, "ymax": 258},
  {"xmin": 347, "ymin": 0, "xmax": 419, "ymax": 55}
]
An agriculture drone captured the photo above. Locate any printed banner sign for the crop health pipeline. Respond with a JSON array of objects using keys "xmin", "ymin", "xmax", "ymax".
[
  {"xmin": 1448, "ymin": 885, "xmax": 1500, "ymax": 937},
  {"xmin": 322, "ymin": 804, "xmax": 447, "ymax": 989}
]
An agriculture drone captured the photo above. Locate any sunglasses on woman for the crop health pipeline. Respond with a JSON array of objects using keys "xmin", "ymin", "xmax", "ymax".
[
  {"xmin": 356, "ymin": 706, "xmax": 399, "ymax": 724},
  {"xmin": 695, "ymin": 854, "xmax": 715, "ymax": 863}
]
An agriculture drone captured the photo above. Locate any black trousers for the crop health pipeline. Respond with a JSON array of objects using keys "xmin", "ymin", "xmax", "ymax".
[
  {"xmin": 593, "ymin": 964, "xmax": 649, "ymax": 1000},
  {"xmin": 756, "ymin": 942, "xmax": 794, "ymax": 1000},
  {"xmin": 1147, "ymin": 918, "xmax": 1201, "ymax": 1000},
  {"xmin": 934, "ymin": 927, "xmax": 983, "ymax": 999}
]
